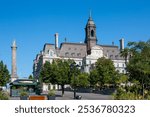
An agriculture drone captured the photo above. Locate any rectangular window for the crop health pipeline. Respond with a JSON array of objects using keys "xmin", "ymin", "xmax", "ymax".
[
  {"xmin": 50, "ymin": 52, "xmax": 53, "ymax": 56},
  {"xmin": 115, "ymin": 55, "xmax": 118, "ymax": 59},
  {"xmin": 79, "ymin": 62, "xmax": 81, "ymax": 66},
  {"xmin": 47, "ymin": 50, "xmax": 49, "ymax": 54},
  {"xmin": 71, "ymin": 53, "xmax": 75, "ymax": 57},
  {"xmin": 89, "ymin": 60, "xmax": 91, "ymax": 65},
  {"xmin": 110, "ymin": 55, "xmax": 113, "ymax": 58}
]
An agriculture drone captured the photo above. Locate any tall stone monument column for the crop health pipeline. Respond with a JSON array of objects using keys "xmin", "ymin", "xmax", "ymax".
[{"xmin": 11, "ymin": 40, "xmax": 18, "ymax": 82}]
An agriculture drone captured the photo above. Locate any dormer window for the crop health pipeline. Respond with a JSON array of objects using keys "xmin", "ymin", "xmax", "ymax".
[
  {"xmin": 65, "ymin": 52, "xmax": 69, "ymax": 56},
  {"xmin": 77, "ymin": 53, "xmax": 81, "ymax": 57},
  {"xmin": 71, "ymin": 53, "xmax": 75, "ymax": 57}
]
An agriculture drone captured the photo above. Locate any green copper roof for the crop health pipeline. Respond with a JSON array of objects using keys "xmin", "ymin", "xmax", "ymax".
[{"xmin": 10, "ymin": 79, "xmax": 37, "ymax": 86}]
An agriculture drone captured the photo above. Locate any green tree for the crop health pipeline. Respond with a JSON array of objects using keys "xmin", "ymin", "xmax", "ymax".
[
  {"xmin": 71, "ymin": 72, "xmax": 89, "ymax": 88},
  {"xmin": 28, "ymin": 75, "xmax": 33, "ymax": 80},
  {"xmin": 0, "ymin": 61, "xmax": 10, "ymax": 86},
  {"xmin": 120, "ymin": 48, "xmax": 129, "ymax": 65},
  {"xmin": 127, "ymin": 40, "xmax": 150, "ymax": 99},
  {"xmin": 89, "ymin": 69, "xmax": 99, "ymax": 88},
  {"xmin": 40, "ymin": 61, "xmax": 57, "ymax": 84},
  {"xmin": 40, "ymin": 59, "xmax": 75, "ymax": 96},
  {"xmin": 117, "ymin": 74, "xmax": 128, "ymax": 85},
  {"xmin": 56, "ymin": 59, "xmax": 72, "ymax": 96},
  {"xmin": 95, "ymin": 57, "xmax": 118, "ymax": 88},
  {"xmin": 40, "ymin": 61, "xmax": 51, "ymax": 83}
]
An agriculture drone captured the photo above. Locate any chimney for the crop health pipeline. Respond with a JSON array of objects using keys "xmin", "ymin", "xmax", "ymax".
[
  {"xmin": 119, "ymin": 38, "xmax": 124, "ymax": 50},
  {"xmin": 112, "ymin": 41, "xmax": 114, "ymax": 46},
  {"xmin": 55, "ymin": 33, "xmax": 59, "ymax": 49}
]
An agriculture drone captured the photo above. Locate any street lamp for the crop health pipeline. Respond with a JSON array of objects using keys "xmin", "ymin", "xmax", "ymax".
[{"xmin": 70, "ymin": 62, "xmax": 80, "ymax": 99}]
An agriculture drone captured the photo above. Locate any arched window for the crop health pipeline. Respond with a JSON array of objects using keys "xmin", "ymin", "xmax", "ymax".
[{"xmin": 91, "ymin": 30, "xmax": 94, "ymax": 37}]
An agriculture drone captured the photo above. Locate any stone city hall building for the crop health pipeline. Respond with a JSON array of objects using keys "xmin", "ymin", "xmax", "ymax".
[{"xmin": 33, "ymin": 15, "xmax": 126, "ymax": 90}]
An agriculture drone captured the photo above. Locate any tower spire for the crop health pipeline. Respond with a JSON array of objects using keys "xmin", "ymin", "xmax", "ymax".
[
  {"xmin": 85, "ymin": 10, "xmax": 97, "ymax": 55},
  {"xmin": 89, "ymin": 9, "xmax": 92, "ymax": 20}
]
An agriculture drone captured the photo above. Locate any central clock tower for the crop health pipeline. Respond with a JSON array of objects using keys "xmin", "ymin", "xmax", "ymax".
[{"xmin": 84, "ymin": 15, "xmax": 97, "ymax": 55}]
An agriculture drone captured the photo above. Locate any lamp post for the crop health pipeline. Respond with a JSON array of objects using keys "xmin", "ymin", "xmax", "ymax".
[{"xmin": 70, "ymin": 62, "xmax": 80, "ymax": 99}]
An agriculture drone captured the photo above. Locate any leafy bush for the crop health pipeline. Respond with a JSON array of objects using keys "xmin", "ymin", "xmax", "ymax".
[
  {"xmin": 0, "ymin": 91, "xmax": 9, "ymax": 100},
  {"xmin": 113, "ymin": 84, "xmax": 150, "ymax": 100},
  {"xmin": 20, "ymin": 91, "xmax": 28, "ymax": 96},
  {"xmin": 113, "ymin": 88, "xmax": 137, "ymax": 100},
  {"xmin": 48, "ymin": 90, "xmax": 55, "ymax": 96}
]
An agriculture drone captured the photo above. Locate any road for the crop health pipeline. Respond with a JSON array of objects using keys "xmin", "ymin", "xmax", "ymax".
[
  {"xmin": 55, "ymin": 90, "xmax": 112, "ymax": 100},
  {"xmin": 10, "ymin": 90, "xmax": 113, "ymax": 100}
]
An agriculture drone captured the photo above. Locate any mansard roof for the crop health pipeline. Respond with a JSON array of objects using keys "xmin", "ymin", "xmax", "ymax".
[
  {"xmin": 59, "ymin": 42, "xmax": 87, "ymax": 58},
  {"xmin": 43, "ymin": 43, "xmax": 55, "ymax": 52},
  {"xmin": 99, "ymin": 44, "xmax": 119, "ymax": 48},
  {"xmin": 43, "ymin": 43, "xmax": 54, "ymax": 50},
  {"xmin": 98, "ymin": 44, "xmax": 124, "ymax": 60},
  {"xmin": 60, "ymin": 42, "xmax": 86, "ymax": 49}
]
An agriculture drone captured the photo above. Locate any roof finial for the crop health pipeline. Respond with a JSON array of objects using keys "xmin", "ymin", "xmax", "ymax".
[
  {"xmin": 89, "ymin": 9, "xmax": 92, "ymax": 20},
  {"xmin": 89, "ymin": 9, "xmax": 92, "ymax": 18}
]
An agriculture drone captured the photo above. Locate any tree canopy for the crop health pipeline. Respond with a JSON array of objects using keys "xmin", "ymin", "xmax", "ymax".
[
  {"xmin": 0, "ymin": 61, "xmax": 10, "ymax": 86},
  {"xmin": 89, "ymin": 69, "xmax": 99, "ymax": 88},
  {"xmin": 40, "ymin": 59, "xmax": 75, "ymax": 96},
  {"xmin": 114, "ymin": 39, "xmax": 150, "ymax": 99},
  {"xmin": 28, "ymin": 75, "xmax": 33, "ymax": 80},
  {"xmin": 127, "ymin": 40, "xmax": 150, "ymax": 84},
  {"xmin": 71, "ymin": 72, "xmax": 89, "ymax": 88},
  {"xmin": 95, "ymin": 57, "xmax": 118, "ymax": 87}
]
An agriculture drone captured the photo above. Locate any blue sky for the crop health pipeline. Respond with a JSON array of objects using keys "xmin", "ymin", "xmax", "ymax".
[{"xmin": 0, "ymin": 0, "xmax": 150, "ymax": 78}]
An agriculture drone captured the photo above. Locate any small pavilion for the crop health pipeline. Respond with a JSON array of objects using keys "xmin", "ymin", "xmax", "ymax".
[{"xmin": 9, "ymin": 79, "xmax": 40, "ymax": 96}]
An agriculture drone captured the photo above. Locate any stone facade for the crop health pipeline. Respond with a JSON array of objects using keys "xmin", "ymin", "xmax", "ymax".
[{"xmin": 33, "ymin": 16, "xmax": 127, "ymax": 82}]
